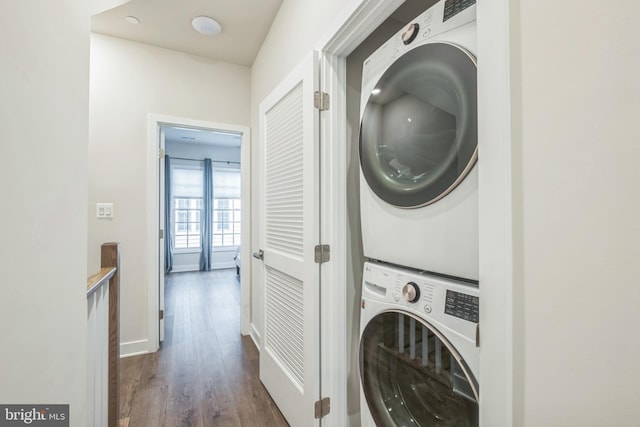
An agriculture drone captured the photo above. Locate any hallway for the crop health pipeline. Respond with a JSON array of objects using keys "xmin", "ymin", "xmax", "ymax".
[{"xmin": 119, "ymin": 269, "xmax": 288, "ymax": 427}]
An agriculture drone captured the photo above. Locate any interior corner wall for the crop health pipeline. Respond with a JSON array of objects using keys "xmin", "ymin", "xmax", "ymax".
[
  {"xmin": 88, "ymin": 33, "xmax": 251, "ymax": 352},
  {"xmin": 0, "ymin": 1, "xmax": 89, "ymax": 424},
  {"xmin": 248, "ymin": 0, "xmax": 346, "ymax": 347},
  {"xmin": 514, "ymin": 1, "xmax": 640, "ymax": 425}
]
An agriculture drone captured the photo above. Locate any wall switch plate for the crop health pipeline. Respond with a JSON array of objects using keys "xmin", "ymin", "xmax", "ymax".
[{"xmin": 96, "ymin": 203, "xmax": 114, "ymax": 219}]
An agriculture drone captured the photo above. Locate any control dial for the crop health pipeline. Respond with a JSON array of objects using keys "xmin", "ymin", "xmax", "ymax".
[
  {"xmin": 402, "ymin": 282, "xmax": 420, "ymax": 303},
  {"xmin": 401, "ymin": 23, "xmax": 420, "ymax": 45}
]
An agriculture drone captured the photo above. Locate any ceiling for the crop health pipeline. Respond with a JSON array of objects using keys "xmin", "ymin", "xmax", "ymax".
[
  {"xmin": 93, "ymin": 0, "xmax": 434, "ymax": 147},
  {"xmin": 91, "ymin": 0, "xmax": 284, "ymax": 67}
]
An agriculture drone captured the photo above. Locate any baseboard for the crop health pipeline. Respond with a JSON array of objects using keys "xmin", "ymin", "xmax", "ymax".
[
  {"xmin": 212, "ymin": 262, "xmax": 235, "ymax": 269},
  {"xmin": 170, "ymin": 264, "xmax": 200, "ymax": 273},
  {"xmin": 120, "ymin": 339, "xmax": 150, "ymax": 358},
  {"xmin": 170, "ymin": 263, "xmax": 235, "ymax": 273},
  {"xmin": 250, "ymin": 323, "xmax": 261, "ymax": 350}
]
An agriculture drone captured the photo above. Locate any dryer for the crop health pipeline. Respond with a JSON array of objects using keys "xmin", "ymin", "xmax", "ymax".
[
  {"xmin": 359, "ymin": 0, "xmax": 478, "ymax": 281},
  {"xmin": 359, "ymin": 261, "xmax": 479, "ymax": 427}
]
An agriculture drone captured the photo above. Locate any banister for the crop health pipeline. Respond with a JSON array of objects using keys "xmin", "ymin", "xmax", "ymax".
[
  {"xmin": 86, "ymin": 242, "xmax": 120, "ymax": 427},
  {"xmin": 87, "ymin": 267, "xmax": 116, "ymax": 297}
]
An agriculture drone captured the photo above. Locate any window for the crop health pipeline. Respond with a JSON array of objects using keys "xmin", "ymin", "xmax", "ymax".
[
  {"xmin": 170, "ymin": 164, "xmax": 240, "ymax": 250},
  {"xmin": 172, "ymin": 166, "xmax": 203, "ymax": 250},
  {"xmin": 174, "ymin": 198, "xmax": 202, "ymax": 249},
  {"xmin": 212, "ymin": 169, "xmax": 241, "ymax": 248}
]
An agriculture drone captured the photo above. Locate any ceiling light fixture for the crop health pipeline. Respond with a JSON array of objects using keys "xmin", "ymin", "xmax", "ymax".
[
  {"xmin": 191, "ymin": 16, "xmax": 222, "ymax": 36},
  {"xmin": 125, "ymin": 16, "xmax": 140, "ymax": 25}
]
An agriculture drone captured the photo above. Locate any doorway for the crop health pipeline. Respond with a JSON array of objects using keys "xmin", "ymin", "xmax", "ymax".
[{"xmin": 147, "ymin": 114, "xmax": 251, "ymax": 352}]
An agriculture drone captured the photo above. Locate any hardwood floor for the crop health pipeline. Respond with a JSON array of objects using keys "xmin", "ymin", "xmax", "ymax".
[{"xmin": 119, "ymin": 269, "xmax": 289, "ymax": 427}]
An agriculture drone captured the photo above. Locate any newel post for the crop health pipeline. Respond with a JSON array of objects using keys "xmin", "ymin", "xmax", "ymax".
[{"xmin": 101, "ymin": 242, "xmax": 120, "ymax": 427}]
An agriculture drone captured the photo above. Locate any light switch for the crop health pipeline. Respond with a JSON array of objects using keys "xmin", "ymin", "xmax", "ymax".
[{"xmin": 96, "ymin": 203, "xmax": 114, "ymax": 219}]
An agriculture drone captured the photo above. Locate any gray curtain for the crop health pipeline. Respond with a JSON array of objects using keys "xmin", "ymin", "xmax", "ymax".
[
  {"xmin": 200, "ymin": 158, "xmax": 213, "ymax": 271},
  {"xmin": 164, "ymin": 155, "xmax": 173, "ymax": 273}
]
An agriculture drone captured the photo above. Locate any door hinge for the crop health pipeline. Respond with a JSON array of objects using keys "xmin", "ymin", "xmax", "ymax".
[
  {"xmin": 314, "ymin": 91, "xmax": 329, "ymax": 111},
  {"xmin": 159, "ymin": 148, "xmax": 165, "ymax": 158},
  {"xmin": 314, "ymin": 244, "xmax": 330, "ymax": 264},
  {"xmin": 159, "ymin": 229, "xmax": 164, "ymax": 239},
  {"xmin": 314, "ymin": 397, "xmax": 330, "ymax": 419},
  {"xmin": 159, "ymin": 309, "xmax": 164, "ymax": 320}
]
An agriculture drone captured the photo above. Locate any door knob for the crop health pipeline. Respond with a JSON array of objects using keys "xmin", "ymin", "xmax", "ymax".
[{"xmin": 252, "ymin": 249, "xmax": 264, "ymax": 260}]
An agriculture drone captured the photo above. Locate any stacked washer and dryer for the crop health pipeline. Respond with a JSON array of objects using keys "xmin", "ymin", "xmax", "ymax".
[{"xmin": 358, "ymin": 1, "xmax": 480, "ymax": 426}]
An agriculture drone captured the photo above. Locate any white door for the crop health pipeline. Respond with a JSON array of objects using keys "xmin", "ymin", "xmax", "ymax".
[{"xmin": 258, "ymin": 52, "xmax": 321, "ymax": 427}]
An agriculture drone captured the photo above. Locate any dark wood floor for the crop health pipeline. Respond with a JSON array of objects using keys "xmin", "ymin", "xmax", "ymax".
[{"xmin": 119, "ymin": 269, "xmax": 289, "ymax": 427}]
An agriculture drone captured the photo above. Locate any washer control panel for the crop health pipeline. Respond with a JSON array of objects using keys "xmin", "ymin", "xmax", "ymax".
[
  {"xmin": 363, "ymin": 262, "xmax": 479, "ymax": 327},
  {"xmin": 444, "ymin": 289, "xmax": 479, "ymax": 322}
]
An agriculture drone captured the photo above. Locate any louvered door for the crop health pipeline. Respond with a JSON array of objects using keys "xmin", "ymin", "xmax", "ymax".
[{"xmin": 258, "ymin": 52, "xmax": 320, "ymax": 427}]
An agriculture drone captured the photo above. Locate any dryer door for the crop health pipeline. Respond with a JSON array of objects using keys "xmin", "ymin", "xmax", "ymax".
[
  {"xmin": 359, "ymin": 42, "xmax": 477, "ymax": 208},
  {"xmin": 360, "ymin": 311, "xmax": 478, "ymax": 427}
]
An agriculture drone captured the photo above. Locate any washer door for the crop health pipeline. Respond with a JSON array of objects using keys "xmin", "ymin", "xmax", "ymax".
[
  {"xmin": 359, "ymin": 42, "xmax": 477, "ymax": 207},
  {"xmin": 360, "ymin": 311, "xmax": 478, "ymax": 427}
]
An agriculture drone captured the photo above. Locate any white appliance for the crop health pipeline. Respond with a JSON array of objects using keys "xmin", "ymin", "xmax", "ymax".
[
  {"xmin": 359, "ymin": 0, "xmax": 478, "ymax": 281},
  {"xmin": 359, "ymin": 261, "xmax": 479, "ymax": 427}
]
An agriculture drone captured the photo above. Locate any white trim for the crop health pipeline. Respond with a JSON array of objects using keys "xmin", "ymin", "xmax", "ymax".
[
  {"xmin": 147, "ymin": 113, "xmax": 252, "ymax": 354},
  {"xmin": 212, "ymin": 262, "xmax": 236, "ymax": 270},
  {"xmin": 250, "ymin": 323, "xmax": 261, "ymax": 350},
  {"xmin": 167, "ymin": 263, "xmax": 236, "ymax": 273},
  {"xmin": 315, "ymin": 0, "xmax": 405, "ymax": 54},
  {"xmin": 318, "ymin": 53, "xmax": 348, "ymax": 427},
  {"xmin": 315, "ymin": 2, "xmax": 406, "ymax": 426},
  {"xmin": 477, "ymin": 2, "xmax": 515, "ymax": 426},
  {"xmin": 119, "ymin": 339, "xmax": 150, "ymax": 358},
  {"xmin": 169, "ymin": 264, "xmax": 200, "ymax": 273}
]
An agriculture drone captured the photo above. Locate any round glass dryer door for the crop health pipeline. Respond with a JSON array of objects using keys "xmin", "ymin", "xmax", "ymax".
[
  {"xmin": 359, "ymin": 42, "xmax": 477, "ymax": 207},
  {"xmin": 360, "ymin": 311, "xmax": 478, "ymax": 427}
]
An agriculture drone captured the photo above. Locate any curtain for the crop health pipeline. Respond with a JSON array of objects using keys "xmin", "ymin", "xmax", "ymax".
[
  {"xmin": 164, "ymin": 155, "xmax": 173, "ymax": 273},
  {"xmin": 199, "ymin": 158, "xmax": 213, "ymax": 271}
]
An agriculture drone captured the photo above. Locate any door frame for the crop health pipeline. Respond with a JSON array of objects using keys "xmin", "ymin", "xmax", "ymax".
[
  {"xmin": 313, "ymin": 0, "xmax": 514, "ymax": 425},
  {"xmin": 313, "ymin": 2, "xmax": 406, "ymax": 425},
  {"xmin": 147, "ymin": 113, "xmax": 252, "ymax": 352}
]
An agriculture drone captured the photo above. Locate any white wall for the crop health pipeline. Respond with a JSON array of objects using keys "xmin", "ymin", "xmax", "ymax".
[
  {"xmin": 89, "ymin": 34, "xmax": 250, "ymax": 352},
  {"xmin": 249, "ymin": 0, "xmax": 346, "ymax": 344},
  {"xmin": 165, "ymin": 140, "xmax": 241, "ymax": 272},
  {"xmin": 0, "ymin": 1, "xmax": 89, "ymax": 424},
  {"xmin": 512, "ymin": 1, "xmax": 640, "ymax": 425}
]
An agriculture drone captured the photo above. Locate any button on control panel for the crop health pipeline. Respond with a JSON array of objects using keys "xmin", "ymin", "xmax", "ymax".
[
  {"xmin": 444, "ymin": 289, "xmax": 479, "ymax": 323},
  {"xmin": 444, "ymin": 0, "xmax": 476, "ymax": 22}
]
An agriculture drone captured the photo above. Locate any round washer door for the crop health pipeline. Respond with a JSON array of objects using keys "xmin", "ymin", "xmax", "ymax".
[
  {"xmin": 360, "ymin": 311, "xmax": 478, "ymax": 427},
  {"xmin": 359, "ymin": 42, "xmax": 477, "ymax": 208}
]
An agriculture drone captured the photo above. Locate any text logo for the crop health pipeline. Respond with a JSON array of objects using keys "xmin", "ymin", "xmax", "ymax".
[{"xmin": 0, "ymin": 405, "xmax": 68, "ymax": 427}]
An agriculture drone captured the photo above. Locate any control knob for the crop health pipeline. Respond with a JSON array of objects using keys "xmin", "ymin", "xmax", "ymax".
[
  {"xmin": 402, "ymin": 282, "xmax": 420, "ymax": 303},
  {"xmin": 401, "ymin": 23, "xmax": 419, "ymax": 45}
]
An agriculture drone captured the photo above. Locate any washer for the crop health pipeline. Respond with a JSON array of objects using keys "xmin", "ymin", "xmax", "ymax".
[
  {"xmin": 359, "ymin": 0, "xmax": 478, "ymax": 281},
  {"xmin": 359, "ymin": 261, "xmax": 479, "ymax": 427}
]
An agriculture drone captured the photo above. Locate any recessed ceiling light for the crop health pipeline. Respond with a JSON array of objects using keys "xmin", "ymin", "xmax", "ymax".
[
  {"xmin": 192, "ymin": 16, "xmax": 222, "ymax": 36},
  {"xmin": 125, "ymin": 16, "xmax": 140, "ymax": 25}
]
